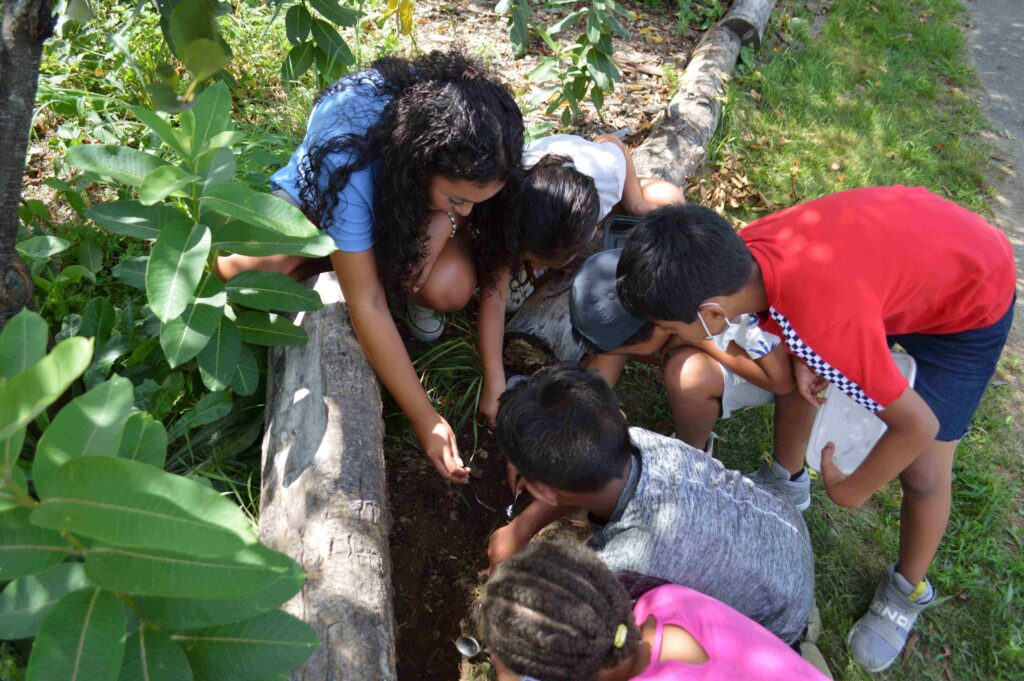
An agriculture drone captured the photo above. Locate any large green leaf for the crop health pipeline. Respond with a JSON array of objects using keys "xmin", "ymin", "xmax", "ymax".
[
  {"xmin": 131, "ymin": 105, "xmax": 190, "ymax": 158},
  {"xmin": 119, "ymin": 628, "xmax": 193, "ymax": 681},
  {"xmin": 159, "ymin": 275, "xmax": 226, "ymax": 368},
  {"xmin": 0, "ymin": 308, "xmax": 48, "ymax": 379},
  {"xmin": 139, "ymin": 165, "xmax": 199, "ymax": 206},
  {"xmin": 33, "ymin": 375, "xmax": 134, "ymax": 499},
  {"xmin": 182, "ymin": 81, "xmax": 233, "ymax": 155},
  {"xmin": 0, "ymin": 507, "xmax": 73, "ymax": 581},
  {"xmin": 197, "ymin": 317, "xmax": 240, "ymax": 392},
  {"xmin": 235, "ymin": 312, "xmax": 308, "ymax": 346},
  {"xmin": 211, "ymin": 221, "xmax": 336, "ymax": 257},
  {"xmin": 118, "ymin": 412, "xmax": 168, "ymax": 468},
  {"xmin": 80, "ymin": 297, "xmax": 117, "ymax": 344},
  {"xmin": 175, "ymin": 610, "xmax": 319, "ymax": 681},
  {"xmin": 66, "ymin": 145, "xmax": 173, "ymax": 188},
  {"xmin": 32, "ymin": 456, "xmax": 256, "ymax": 557},
  {"xmin": 285, "ymin": 4, "xmax": 312, "ymax": 43},
  {"xmin": 225, "ymin": 271, "xmax": 323, "ymax": 312},
  {"xmin": 309, "ymin": 0, "xmax": 360, "ymax": 26},
  {"xmin": 201, "ymin": 184, "xmax": 318, "ymax": 238},
  {"xmin": 146, "ymin": 222, "xmax": 212, "ymax": 323},
  {"xmin": 179, "ymin": 38, "xmax": 232, "ymax": 85},
  {"xmin": 198, "ymin": 146, "xmax": 235, "ymax": 191},
  {"xmin": 281, "ymin": 41, "xmax": 316, "ymax": 83},
  {"xmin": 112, "ymin": 257, "xmax": 149, "ymax": 290},
  {"xmin": 310, "ymin": 18, "xmax": 355, "ymax": 66},
  {"xmin": 0, "ymin": 562, "xmax": 91, "ymax": 640},
  {"xmin": 86, "ymin": 201, "xmax": 190, "ymax": 241},
  {"xmin": 230, "ymin": 343, "xmax": 259, "ymax": 396},
  {"xmin": 131, "ymin": 569, "xmax": 304, "ymax": 629},
  {"xmin": 26, "ymin": 588, "xmax": 126, "ymax": 681},
  {"xmin": 84, "ymin": 542, "xmax": 301, "ymax": 599},
  {"xmin": 166, "ymin": 390, "xmax": 233, "ymax": 442},
  {"xmin": 0, "ymin": 337, "xmax": 93, "ymax": 441},
  {"xmin": 16, "ymin": 235, "xmax": 71, "ymax": 260}
]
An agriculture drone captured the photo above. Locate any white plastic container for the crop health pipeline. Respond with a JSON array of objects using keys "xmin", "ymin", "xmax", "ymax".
[{"xmin": 804, "ymin": 351, "xmax": 917, "ymax": 475}]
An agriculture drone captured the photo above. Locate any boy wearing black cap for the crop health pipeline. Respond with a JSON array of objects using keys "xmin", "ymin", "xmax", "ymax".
[{"xmin": 570, "ymin": 248, "xmax": 795, "ymax": 455}]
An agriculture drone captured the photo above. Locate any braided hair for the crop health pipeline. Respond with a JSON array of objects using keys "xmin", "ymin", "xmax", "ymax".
[
  {"xmin": 295, "ymin": 51, "xmax": 524, "ymax": 299},
  {"xmin": 481, "ymin": 541, "xmax": 641, "ymax": 681}
]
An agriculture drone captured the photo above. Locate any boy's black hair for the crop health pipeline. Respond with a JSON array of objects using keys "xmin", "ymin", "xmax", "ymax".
[
  {"xmin": 481, "ymin": 540, "xmax": 641, "ymax": 681},
  {"xmin": 495, "ymin": 363, "xmax": 633, "ymax": 493},
  {"xmin": 616, "ymin": 203, "xmax": 753, "ymax": 322},
  {"xmin": 518, "ymin": 154, "xmax": 601, "ymax": 263},
  {"xmin": 572, "ymin": 321, "xmax": 656, "ymax": 358}
]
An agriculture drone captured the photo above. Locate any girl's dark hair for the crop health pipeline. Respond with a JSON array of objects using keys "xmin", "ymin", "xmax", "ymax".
[
  {"xmin": 295, "ymin": 51, "xmax": 524, "ymax": 297},
  {"xmin": 518, "ymin": 154, "xmax": 600, "ymax": 263},
  {"xmin": 481, "ymin": 540, "xmax": 641, "ymax": 681}
]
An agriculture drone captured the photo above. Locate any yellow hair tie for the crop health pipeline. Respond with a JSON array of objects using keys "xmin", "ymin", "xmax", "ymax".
[{"xmin": 613, "ymin": 623, "xmax": 628, "ymax": 649}]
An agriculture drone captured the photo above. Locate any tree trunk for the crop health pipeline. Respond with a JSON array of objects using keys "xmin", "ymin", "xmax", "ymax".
[
  {"xmin": 259, "ymin": 272, "xmax": 396, "ymax": 681},
  {"xmin": 504, "ymin": 270, "xmax": 585, "ymax": 371},
  {"xmin": 720, "ymin": 0, "xmax": 776, "ymax": 50},
  {"xmin": 0, "ymin": 0, "xmax": 53, "ymax": 330},
  {"xmin": 630, "ymin": 25, "xmax": 743, "ymax": 186}
]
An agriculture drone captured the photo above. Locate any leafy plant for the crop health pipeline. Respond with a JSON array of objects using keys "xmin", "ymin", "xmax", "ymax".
[
  {"xmin": 500, "ymin": 0, "xmax": 630, "ymax": 123},
  {"xmin": 0, "ymin": 309, "xmax": 318, "ymax": 680}
]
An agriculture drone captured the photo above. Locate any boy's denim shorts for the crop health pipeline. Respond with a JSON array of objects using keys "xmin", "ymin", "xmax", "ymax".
[{"xmin": 888, "ymin": 296, "xmax": 1014, "ymax": 442}]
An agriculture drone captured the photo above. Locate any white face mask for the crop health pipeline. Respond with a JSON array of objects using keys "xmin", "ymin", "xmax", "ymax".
[{"xmin": 696, "ymin": 302, "xmax": 739, "ymax": 340}]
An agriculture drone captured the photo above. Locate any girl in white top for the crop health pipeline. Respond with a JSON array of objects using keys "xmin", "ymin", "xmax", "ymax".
[{"xmin": 476, "ymin": 133, "xmax": 684, "ymax": 426}]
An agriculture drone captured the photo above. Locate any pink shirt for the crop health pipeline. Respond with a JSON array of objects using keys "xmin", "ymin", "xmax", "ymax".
[{"xmin": 632, "ymin": 585, "xmax": 828, "ymax": 680}]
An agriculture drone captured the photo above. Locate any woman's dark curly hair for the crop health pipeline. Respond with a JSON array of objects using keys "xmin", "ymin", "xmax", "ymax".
[
  {"xmin": 481, "ymin": 540, "xmax": 641, "ymax": 681},
  {"xmin": 295, "ymin": 51, "xmax": 524, "ymax": 298}
]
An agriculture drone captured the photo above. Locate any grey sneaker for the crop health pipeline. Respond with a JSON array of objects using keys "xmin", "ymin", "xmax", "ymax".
[
  {"xmin": 751, "ymin": 460, "xmax": 811, "ymax": 512},
  {"xmin": 848, "ymin": 563, "xmax": 935, "ymax": 673},
  {"xmin": 406, "ymin": 300, "xmax": 445, "ymax": 342}
]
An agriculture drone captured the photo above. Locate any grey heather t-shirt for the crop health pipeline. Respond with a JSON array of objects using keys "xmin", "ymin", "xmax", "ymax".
[{"xmin": 587, "ymin": 427, "xmax": 814, "ymax": 644}]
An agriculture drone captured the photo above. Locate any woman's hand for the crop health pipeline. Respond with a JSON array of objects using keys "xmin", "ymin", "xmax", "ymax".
[
  {"xmin": 479, "ymin": 377, "xmax": 505, "ymax": 428},
  {"xmin": 794, "ymin": 359, "xmax": 830, "ymax": 408},
  {"xmin": 414, "ymin": 412, "xmax": 470, "ymax": 484}
]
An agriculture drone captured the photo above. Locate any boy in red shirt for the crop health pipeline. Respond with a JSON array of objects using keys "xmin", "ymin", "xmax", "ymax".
[{"xmin": 615, "ymin": 186, "xmax": 1015, "ymax": 672}]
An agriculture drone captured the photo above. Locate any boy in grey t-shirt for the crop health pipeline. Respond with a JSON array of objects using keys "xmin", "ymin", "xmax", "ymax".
[{"xmin": 488, "ymin": 363, "xmax": 814, "ymax": 644}]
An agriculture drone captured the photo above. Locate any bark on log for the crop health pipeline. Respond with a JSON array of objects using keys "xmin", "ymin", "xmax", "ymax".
[
  {"xmin": 504, "ymin": 270, "xmax": 585, "ymax": 370},
  {"xmin": 720, "ymin": 0, "xmax": 776, "ymax": 50},
  {"xmin": 630, "ymin": 25, "xmax": 742, "ymax": 186},
  {"xmin": 0, "ymin": 0, "xmax": 53, "ymax": 329},
  {"xmin": 260, "ymin": 272, "xmax": 396, "ymax": 681}
]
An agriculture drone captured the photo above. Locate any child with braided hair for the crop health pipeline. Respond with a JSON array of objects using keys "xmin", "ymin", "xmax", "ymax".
[{"xmin": 481, "ymin": 540, "xmax": 828, "ymax": 680}]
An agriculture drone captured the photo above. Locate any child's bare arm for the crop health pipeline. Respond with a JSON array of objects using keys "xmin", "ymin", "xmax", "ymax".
[
  {"xmin": 594, "ymin": 134, "xmax": 655, "ymax": 216},
  {"xmin": 478, "ymin": 267, "xmax": 514, "ymax": 427},
  {"xmin": 487, "ymin": 500, "xmax": 578, "ymax": 573},
  {"xmin": 700, "ymin": 342, "xmax": 795, "ymax": 394}
]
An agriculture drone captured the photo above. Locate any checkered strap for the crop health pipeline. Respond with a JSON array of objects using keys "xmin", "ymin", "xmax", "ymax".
[{"xmin": 769, "ymin": 308, "xmax": 882, "ymax": 412}]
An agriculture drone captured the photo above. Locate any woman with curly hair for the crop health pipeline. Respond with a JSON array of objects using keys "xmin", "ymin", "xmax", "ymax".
[
  {"xmin": 217, "ymin": 51, "xmax": 524, "ymax": 483},
  {"xmin": 479, "ymin": 541, "xmax": 829, "ymax": 680}
]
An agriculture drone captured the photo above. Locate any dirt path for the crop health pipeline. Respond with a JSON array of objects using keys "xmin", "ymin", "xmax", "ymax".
[{"xmin": 964, "ymin": 0, "xmax": 1024, "ymax": 353}]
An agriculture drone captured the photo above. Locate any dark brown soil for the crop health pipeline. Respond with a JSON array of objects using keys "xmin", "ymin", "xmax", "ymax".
[{"xmin": 387, "ymin": 424, "xmax": 512, "ymax": 681}]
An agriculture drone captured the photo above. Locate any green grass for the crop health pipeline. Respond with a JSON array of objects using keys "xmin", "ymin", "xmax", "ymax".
[{"xmin": 615, "ymin": 1, "xmax": 1023, "ymax": 678}]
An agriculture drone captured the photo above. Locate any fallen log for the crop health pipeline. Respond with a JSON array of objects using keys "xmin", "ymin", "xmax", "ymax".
[
  {"xmin": 504, "ymin": 270, "xmax": 585, "ymax": 370},
  {"xmin": 721, "ymin": 0, "xmax": 776, "ymax": 50},
  {"xmin": 260, "ymin": 272, "xmax": 396, "ymax": 681}
]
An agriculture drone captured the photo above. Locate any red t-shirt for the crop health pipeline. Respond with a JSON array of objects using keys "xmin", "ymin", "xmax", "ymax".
[{"xmin": 742, "ymin": 186, "xmax": 1015, "ymax": 411}]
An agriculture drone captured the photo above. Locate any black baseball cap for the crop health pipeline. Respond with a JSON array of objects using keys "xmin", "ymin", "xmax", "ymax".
[{"xmin": 570, "ymin": 249, "xmax": 645, "ymax": 353}]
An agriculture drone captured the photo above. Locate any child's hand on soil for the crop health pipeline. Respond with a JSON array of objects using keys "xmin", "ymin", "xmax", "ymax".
[
  {"xmin": 479, "ymin": 378, "xmax": 504, "ymax": 428},
  {"xmin": 795, "ymin": 359, "xmax": 830, "ymax": 407},
  {"xmin": 415, "ymin": 413, "xmax": 470, "ymax": 484}
]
